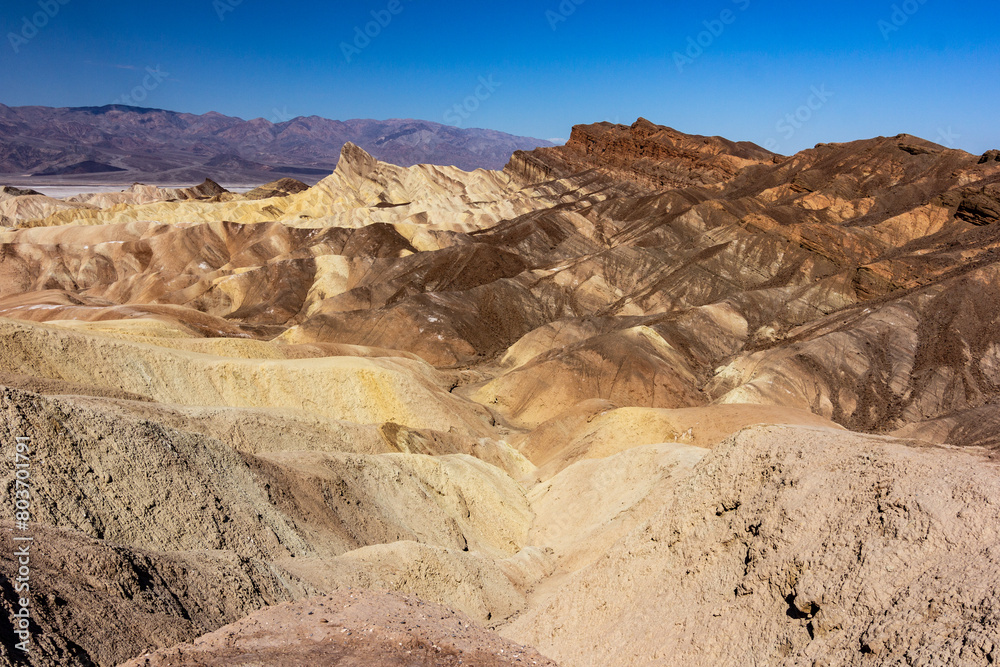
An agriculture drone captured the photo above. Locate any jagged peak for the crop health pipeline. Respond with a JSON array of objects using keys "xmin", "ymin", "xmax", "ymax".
[
  {"xmin": 631, "ymin": 117, "xmax": 660, "ymax": 130},
  {"xmin": 335, "ymin": 142, "xmax": 379, "ymax": 178}
]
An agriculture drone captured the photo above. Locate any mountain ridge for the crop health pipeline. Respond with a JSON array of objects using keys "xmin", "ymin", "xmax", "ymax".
[{"xmin": 0, "ymin": 103, "xmax": 554, "ymax": 183}]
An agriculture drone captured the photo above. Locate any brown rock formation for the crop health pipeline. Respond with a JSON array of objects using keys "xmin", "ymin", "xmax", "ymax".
[{"xmin": 507, "ymin": 117, "xmax": 777, "ymax": 190}]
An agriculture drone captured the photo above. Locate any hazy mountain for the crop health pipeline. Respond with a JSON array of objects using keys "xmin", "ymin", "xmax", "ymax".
[{"xmin": 0, "ymin": 103, "xmax": 555, "ymax": 184}]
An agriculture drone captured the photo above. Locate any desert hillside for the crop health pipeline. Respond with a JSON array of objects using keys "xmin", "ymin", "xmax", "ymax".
[{"xmin": 2, "ymin": 118, "xmax": 1000, "ymax": 666}]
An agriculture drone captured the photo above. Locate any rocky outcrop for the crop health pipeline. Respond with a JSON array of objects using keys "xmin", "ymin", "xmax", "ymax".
[
  {"xmin": 0, "ymin": 185, "xmax": 41, "ymax": 198},
  {"xmin": 518, "ymin": 117, "xmax": 777, "ymax": 190},
  {"xmin": 243, "ymin": 177, "xmax": 310, "ymax": 200}
]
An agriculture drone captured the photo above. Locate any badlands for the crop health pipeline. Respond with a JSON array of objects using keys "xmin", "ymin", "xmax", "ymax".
[{"xmin": 2, "ymin": 118, "xmax": 1000, "ymax": 666}]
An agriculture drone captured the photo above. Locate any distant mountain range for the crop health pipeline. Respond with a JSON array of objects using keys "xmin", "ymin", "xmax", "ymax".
[{"xmin": 0, "ymin": 104, "xmax": 555, "ymax": 184}]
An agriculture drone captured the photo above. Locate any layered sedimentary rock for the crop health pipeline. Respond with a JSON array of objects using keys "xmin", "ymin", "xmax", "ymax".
[
  {"xmin": 510, "ymin": 116, "xmax": 778, "ymax": 190},
  {"xmin": 2, "ymin": 118, "xmax": 1000, "ymax": 666}
]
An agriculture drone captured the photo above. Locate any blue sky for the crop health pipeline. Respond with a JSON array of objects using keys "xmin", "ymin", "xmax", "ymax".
[{"xmin": 0, "ymin": 0, "xmax": 997, "ymax": 154}]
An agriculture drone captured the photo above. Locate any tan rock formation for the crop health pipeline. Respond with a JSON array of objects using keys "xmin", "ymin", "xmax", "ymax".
[{"xmin": 505, "ymin": 426, "xmax": 1000, "ymax": 667}]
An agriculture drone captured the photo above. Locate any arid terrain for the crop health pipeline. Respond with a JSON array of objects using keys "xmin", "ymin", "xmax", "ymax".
[{"xmin": 2, "ymin": 117, "xmax": 1000, "ymax": 666}]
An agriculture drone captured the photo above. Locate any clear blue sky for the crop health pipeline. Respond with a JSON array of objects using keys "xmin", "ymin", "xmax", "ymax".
[{"xmin": 1, "ymin": 0, "xmax": 998, "ymax": 154}]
